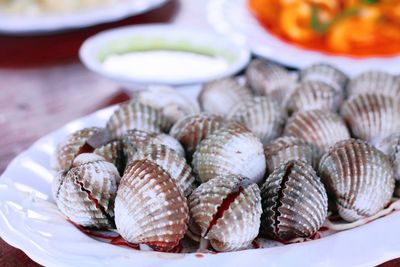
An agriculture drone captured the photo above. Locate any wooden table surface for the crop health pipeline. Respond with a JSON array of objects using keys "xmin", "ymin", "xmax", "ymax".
[{"xmin": 0, "ymin": 1, "xmax": 399, "ymax": 266}]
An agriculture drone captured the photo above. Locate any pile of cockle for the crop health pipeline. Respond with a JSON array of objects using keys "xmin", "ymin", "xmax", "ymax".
[{"xmin": 52, "ymin": 60, "xmax": 400, "ymax": 253}]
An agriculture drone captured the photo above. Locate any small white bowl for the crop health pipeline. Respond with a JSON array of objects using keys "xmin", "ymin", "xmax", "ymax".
[{"xmin": 80, "ymin": 24, "xmax": 250, "ymax": 89}]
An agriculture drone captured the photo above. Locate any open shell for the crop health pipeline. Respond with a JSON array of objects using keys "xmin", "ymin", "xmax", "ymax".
[
  {"xmin": 245, "ymin": 59, "xmax": 296, "ymax": 105},
  {"xmin": 53, "ymin": 153, "xmax": 120, "ymax": 229},
  {"xmin": 319, "ymin": 139, "xmax": 395, "ymax": 222},
  {"xmin": 341, "ymin": 93, "xmax": 400, "ymax": 146},
  {"xmin": 123, "ymin": 129, "xmax": 185, "ymax": 162},
  {"xmin": 260, "ymin": 160, "xmax": 328, "ymax": 241},
  {"xmin": 228, "ymin": 96, "xmax": 288, "ymax": 145},
  {"xmin": 264, "ymin": 136, "xmax": 319, "ymax": 173},
  {"xmin": 198, "ymin": 78, "xmax": 253, "ymax": 117},
  {"xmin": 133, "ymin": 86, "xmax": 201, "ymax": 124},
  {"xmin": 286, "ymin": 81, "xmax": 343, "ymax": 114},
  {"xmin": 192, "ymin": 123, "xmax": 266, "ymax": 184},
  {"xmin": 115, "ymin": 159, "xmax": 189, "ymax": 252},
  {"xmin": 299, "ymin": 63, "xmax": 348, "ymax": 93},
  {"xmin": 283, "ymin": 110, "xmax": 350, "ymax": 155},
  {"xmin": 169, "ymin": 114, "xmax": 225, "ymax": 159},
  {"xmin": 94, "ymin": 140, "xmax": 126, "ymax": 175},
  {"xmin": 346, "ymin": 71, "xmax": 400, "ymax": 99},
  {"xmin": 106, "ymin": 102, "xmax": 171, "ymax": 138},
  {"xmin": 130, "ymin": 144, "xmax": 195, "ymax": 196},
  {"xmin": 188, "ymin": 174, "xmax": 262, "ymax": 252}
]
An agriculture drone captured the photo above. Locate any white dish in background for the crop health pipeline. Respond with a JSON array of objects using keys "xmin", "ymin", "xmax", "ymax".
[
  {"xmin": 1, "ymin": 85, "xmax": 400, "ymax": 267},
  {"xmin": 79, "ymin": 24, "xmax": 251, "ymax": 89},
  {"xmin": 0, "ymin": 0, "xmax": 168, "ymax": 35},
  {"xmin": 207, "ymin": 0, "xmax": 400, "ymax": 77}
]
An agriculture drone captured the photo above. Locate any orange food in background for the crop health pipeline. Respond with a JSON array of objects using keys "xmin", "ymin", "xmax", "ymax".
[{"xmin": 248, "ymin": 0, "xmax": 400, "ymax": 57}]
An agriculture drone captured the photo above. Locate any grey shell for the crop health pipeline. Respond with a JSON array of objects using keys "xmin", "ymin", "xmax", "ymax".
[{"xmin": 299, "ymin": 63, "xmax": 348, "ymax": 93}]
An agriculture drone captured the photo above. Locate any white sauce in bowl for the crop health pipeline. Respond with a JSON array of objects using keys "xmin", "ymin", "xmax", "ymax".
[{"xmin": 102, "ymin": 50, "xmax": 229, "ymax": 82}]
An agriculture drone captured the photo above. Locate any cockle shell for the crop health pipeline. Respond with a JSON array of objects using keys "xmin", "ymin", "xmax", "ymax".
[
  {"xmin": 264, "ymin": 136, "xmax": 319, "ymax": 173},
  {"xmin": 53, "ymin": 153, "xmax": 120, "ymax": 229},
  {"xmin": 286, "ymin": 81, "xmax": 343, "ymax": 114},
  {"xmin": 106, "ymin": 102, "xmax": 171, "ymax": 138},
  {"xmin": 192, "ymin": 123, "xmax": 266, "ymax": 184},
  {"xmin": 169, "ymin": 114, "xmax": 225, "ymax": 159},
  {"xmin": 319, "ymin": 139, "xmax": 395, "ymax": 222},
  {"xmin": 283, "ymin": 109, "xmax": 350, "ymax": 154},
  {"xmin": 130, "ymin": 144, "xmax": 195, "ymax": 196},
  {"xmin": 94, "ymin": 140, "xmax": 126, "ymax": 175},
  {"xmin": 198, "ymin": 78, "xmax": 253, "ymax": 117},
  {"xmin": 376, "ymin": 134, "xmax": 400, "ymax": 196},
  {"xmin": 228, "ymin": 96, "xmax": 288, "ymax": 145},
  {"xmin": 115, "ymin": 159, "xmax": 189, "ymax": 252},
  {"xmin": 123, "ymin": 129, "xmax": 185, "ymax": 161},
  {"xmin": 188, "ymin": 174, "xmax": 262, "ymax": 252},
  {"xmin": 299, "ymin": 63, "xmax": 348, "ymax": 93},
  {"xmin": 134, "ymin": 85, "xmax": 201, "ymax": 124},
  {"xmin": 245, "ymin": 59, "xmax": 296, "ymax": 105},
  {"xmin": 341, "ymin": 93, "xmax": 400, "ymax": 146},
  {"xmin": 53, "ymin": 127, "xmax": 106, "ymax": 172},
  {"xmin": 260, "ymin": 160, "xmax": 328, "ymax": 241},
  {"xmin": 346, "ymin": 71, "xmax": 400, "ymax": 99}
]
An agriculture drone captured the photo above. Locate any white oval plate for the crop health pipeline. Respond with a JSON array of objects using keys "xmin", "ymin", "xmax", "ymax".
[
  {"xmin": 1, "ymin": 85, "xmax": 400, "ymax": 267},
  {"xmin": 207, "ymin": 0, "xmax": 400, "ymax": 77},
  {"xmin": 79, "ymin": 24, "xmax": 250, "ymax": 88},
  {"xmin": 0, "ymin": 0, "xmax": 168, "ymax": 35}
]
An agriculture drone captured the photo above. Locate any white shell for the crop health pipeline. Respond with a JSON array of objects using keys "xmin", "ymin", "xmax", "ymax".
[
  {"xmin": 245, "ymin": 59, "xmax": 296, "ymax": 105},
  {"xmin": 283, "ymin": 110, "xmax": 350, "ymax": 154},
  {"xmin": 123, "ymin": 129, "xmax": 185, "ymax": 161},
  {"xmin": 130, "ymin": 144, "xmax": 195, "ymax": 196},
  {"xmin": 169, "ymin": 114, "xmax": 225, "ymax": 159},
  {"xmin": 286, "ymin": 81, "xmax": 343, "ymax": 114},
  {"xmin": 53, "ymin": 127, "xmax": 103, "ymax": 172},
  {"xmin": 134, "ymin": 85, "xmax": 200, "ymax": 124},
  {"xmin": 299, "ymin": 63, "xmax": 348, "ymax": 93},
  {"xmin": 264, "ymin": 136, "xmax": 319, "ymax": 173},
  {"xmin": 192, "ymin": 123, "xmax": 266, "ymax": 183},
  {"xmin": 261, "ymin": 160, "xmax": 328, "ymax": 241},
  {"xmin": 346, "ymin": 71, "xmax": 400, "ymax": 99},
  {"xmin": 228, "ymin": 96, "xmax": 288, "ymax": 145},
  {"xmin": 115, "ymin": 159, "xmax": 189, "ymax": 252},
  {"xmin": 319, "ymin": 139, "xmax": 395, "ymax": 222},
  {"xmin": 198, "ymin": 78, "xmax": 253, "ymax": 117},
  {"xmin": 106, "ymin": 102, "xmax": 171, "ymax": 138},
  {"xmin": 54, "ymin": 153, "xmax": 120, "ymax": 229},
  {"xmin": 188, "ymin": 174, "xmax": 262, "ymax": 252},
  {"xmin": 341, "ymin": 93, "xmax": 400, "ymax": 146}
]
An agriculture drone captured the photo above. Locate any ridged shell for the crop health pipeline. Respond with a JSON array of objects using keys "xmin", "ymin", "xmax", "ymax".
[
  {"xmin": 188, "ymin": 174, "xmax": 262, "ymax": 252},
  {"xmin": 260, "ymin": 160, "xmax": 328, "ymax": 241},
  {"xmin": 198, "ymin": 78, "xmax": 253, "ymax": 117},
  {"xmin": 319, "ymin": 139, "xmax": 395, "ymax": 222},
  {"xmin": 346, "ymin": 71, "xmax": 400, "ymax": 99},
  {"xmin": 115, "ymin": 159, "xmax": 189, "ymax": 252},
  {"xmin": 286, "ymin": 81, "xmax": 343, "ymax": 114},
  {"xmin": 341, "ymin": 93, "xmax": 400, "ymax": 146},
  {"xmin": 130, "ymin": 144, "xmax": 195, "ymax": 196},
  {"xmin": 54, "ymin": 153, "xmax": 120, "ymax": 229},
  {"xmin": 264, "ymin": 136, "xmax": 319, "ymax": 173},
  {"xmin": 245, "ymin": 59, "xmax": 296, "ymax": 105},
  {"xmin": 283, "ymin": 110, "xmax": 350, "ymax": 154},
  {"xmin": 228, "ymin": 96, "xmax": 288, "ymax": 145},
  {"xmin": 53, "ymin": 127, "xmax": 104, "ymax": 172},
  {"xmin": 299, "ymin": 63, "xmax": 348, "ymax": 93},
  {"xmin": 134, "ymin": 86, "xmax": 201, "ymax": 124},
  {"xmin": 169, "ymin": 114, "xmax": 225, "ymax": 159},
  {"xmin": 106, "ymin": 102, "xmax": 171, "ymax": 138},
  {"xmin": 377, "ymin": 134, "xmax": 400, "ymax": 184},
  {"xmin": 94, "ymin": 140, "xmax": 126, "ymax": 175},
  {"xmin": 123, "ymin": 129, "xmax": 185, "ymax": 162},
  {"xmin": 192, "ymin": 123, "xmax": 266, "ymax": 183}
]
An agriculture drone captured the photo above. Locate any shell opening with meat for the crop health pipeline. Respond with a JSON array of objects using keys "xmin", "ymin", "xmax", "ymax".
[{"xmin": 188, "ymin": 174, "xmax": 262, "ymax": 252}]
